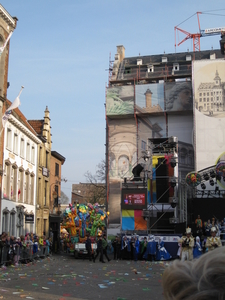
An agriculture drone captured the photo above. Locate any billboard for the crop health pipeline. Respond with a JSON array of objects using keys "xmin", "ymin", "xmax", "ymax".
[
  {"xmin": 193, "ymin": 59, "xmax": 225, "ymax": 171},
  {"xmin": 135, "ymin": 83, "xmax": 164, "ymax": 114},
  {"xmin": 106, "ymin": 86, "xmax": 134, "ymax": 116},
  {"xmin": 165, "ymin": 81, "xmax": 193, "ymax": 112},
  {"xmin": 121, "ymin": 209, "xmax": 147, "ymax": 231},
  {"xmin": 121, "ymin": 188, "xmax": 147, "ymax": 210}
]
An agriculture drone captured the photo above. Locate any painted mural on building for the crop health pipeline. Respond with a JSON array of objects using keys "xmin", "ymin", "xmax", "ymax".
[
  {"xmin": 165, "ymin": 81, "xmax": 193, "ymax": 112},
  {"xmin": 106, "ymin": 86, "xmax": 134, "ymax": 116},
  {"xmin": 193, "ymin": 59, "xmax": 225, "ymax": 172}
]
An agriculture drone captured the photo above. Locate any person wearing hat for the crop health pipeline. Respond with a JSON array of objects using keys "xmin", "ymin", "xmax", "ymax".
[
  {"xmin": 178, "ymin": 228, "xmax": 194, "ymax": 261},
  {"xmin": 205, "ymin": 226, "xmax": 222, "ymax": 251}
]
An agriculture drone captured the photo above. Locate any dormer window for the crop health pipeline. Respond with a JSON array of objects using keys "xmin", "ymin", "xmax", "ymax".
[
  {"xmin": 148, "ymin": 64, "xmax": 154, "ymax": 73},
  {"xmin": 162, "ymin": 57, "xmax": 167, "ymax": 63},
  {"xmin": 137, "ymin": 59, "xmax": 142, "ymax": 65},
  {"xmin": 173, "ymin": 63, "xmax": 179, "ymax": 71},
  {"xmin": 186, "ymin": 55, "xmax": 192, "ymax": 61}
]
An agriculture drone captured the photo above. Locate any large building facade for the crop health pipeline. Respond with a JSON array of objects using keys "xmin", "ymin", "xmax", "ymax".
[
  {"xmin": 1, "ymin": 101, "xmax": 41, "ymax": 236},
  {"xmin": 0, "ymin": 4, "xmax": 66, "ymax": 238},
  {"xmin": 106, "ymin": 45, "xmax": 225, "ymax": 233}
]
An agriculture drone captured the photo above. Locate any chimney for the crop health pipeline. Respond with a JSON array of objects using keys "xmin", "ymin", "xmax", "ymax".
[{"xmin": 145, "ymin": 89, "xmax": 153, "ymax": 108}]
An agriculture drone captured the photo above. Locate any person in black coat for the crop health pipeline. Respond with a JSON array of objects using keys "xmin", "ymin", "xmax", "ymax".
[
  {"xmin": 112, "ymin": 236, "xmax": 118, "ymax": 260},
  {"xmin": 94, "ymin": 235, "xmax": 104, "ymax": 263},
  {"xmin": 85, "ymin": 234, "xmax": 95, "ymax": 262}
]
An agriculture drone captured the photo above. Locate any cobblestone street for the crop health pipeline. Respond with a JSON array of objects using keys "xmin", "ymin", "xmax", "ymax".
[{"xmin": 0, "ymin": 253, "xmax": 167, "ymax": 300}]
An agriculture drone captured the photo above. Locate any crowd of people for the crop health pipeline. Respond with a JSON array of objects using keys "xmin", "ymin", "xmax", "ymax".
[
  {"xmin": 0, "ymin": 232, "xmax": 53, "ymax": 267},
  {"xmin": 162, "ymin": 216, "xmax": 225, "ymax": 299},
  {"xmin": 111, "ymin": 233, "xmax": 171, "ymax": 262},
  {"xmin": 178, "ymin": 215, "xmax": 224, "ymax": 262}
]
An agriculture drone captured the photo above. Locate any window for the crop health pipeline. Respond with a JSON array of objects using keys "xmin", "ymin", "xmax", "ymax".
[
  {"xmin": 207, "ymin": 98, "xmax": 209, "ymax": 102},
  {"xmin": 37, "ymin": 178, "xmax": 41, "ymax": 206},
  {"xmin": 26, "ymin": 142, "xmax": 30, "ymax": 161},
  {"xmin": 141, "ymin": 140, "xmax": 146, "ymax": 150},
  {"xmin": 3, "ymin": 162, "xmax": 11, "ymax": 199},
  {"xmin": 12, "ymin": 165, "xmax": 18, "ymax": 201},
  {"xmin": 203, "ymin": 98, "xmax": 206, "ymax": 102},
  {"xmin": 211, "ymin": 92, "xmax": 213, "ymax": 96},
  {"xmin": 45, "ymin": 151, "xmax": 49, "ymax": 168},
  {"xmin": 18, "ymin": 169, "xmax": 24, "ymax": 203},
  {"xmin": 55, "ymin": 163, "xmax": 59, "ymax": 176},
  {"xmin": 173, "ymin": 63, "xmax": 179, "ymax": 71},
  {"xmin": 148, "ymin": 64, "xmax": 154, "ymax": 73},
  {"xmin": 10, "ymin": 212, "xmax": 16, "ymax": 236},
  {"xmin": 207, "ymin": 92, "xmax": 209, "ymax": 96},
  {"xmin": 25, "ymin": 171, "xmax": 30, "ymax": 204},
  {"xmin": 30, "ymin": 174, "xmax": 35, "ymax": 205},
  {"xmin": 44, "ymin": 181, "xmax": 47, "ymax": 206},
  {"xmin": 39, "ymin": 146, "xmax": 42, "ymax": 166},
  {"xmin": 6, "ymin": 128, "xmax": 12, "ymax": 150},
  {"xmin": 180, "ymin": 154, "xmax": 186, "ymax": 164},
  {"xmin": 54, "ymin": 185, "xmax": 59, "ymax": 206},
  {"xmin": 199, "ymin": 98, "xmax": 202, "ymax": 102},
  {"xmin": 20, "ymin": 138, "xmax": 24, "ymax": 157},
  {"xmin": 2, "ymin": 210, "xmax": 9, "ymax": 233},
  {"xmin": 13, "ymin": 133, "xmax": 18, "ymax": 154},
  {"xmin": 44, "ymin": 219, "xmax": 47, "ymax": 235},
  {"xmin": 31, "ymin": 146, "xmax": 35, "ymax": 164},
  {"xmin": 199, "ymin": 93, "xmax": 202, "ymax": 96}
]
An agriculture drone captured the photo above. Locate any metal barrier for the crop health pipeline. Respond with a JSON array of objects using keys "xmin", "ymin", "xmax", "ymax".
[{"xmin": 0, "ymin": 244, "xmax": 50, "ymax": 267}]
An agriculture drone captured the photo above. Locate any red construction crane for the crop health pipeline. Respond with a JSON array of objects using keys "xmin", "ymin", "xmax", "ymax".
[{"xmin": 174, "ymin": 11, "xmax": 225, "ymax": 52}]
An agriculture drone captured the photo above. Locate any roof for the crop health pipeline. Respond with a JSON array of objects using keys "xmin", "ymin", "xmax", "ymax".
[
  {"xmin": 27, "ymin": 120, "xmax": 44, "ymax": 135},
  {"xmin": 51, "ymin": 151, "xmax": 66, "ymax": 165},
  {"xmin": 122, "ymin": 49, "xmax": 223, "ymax": 66}
]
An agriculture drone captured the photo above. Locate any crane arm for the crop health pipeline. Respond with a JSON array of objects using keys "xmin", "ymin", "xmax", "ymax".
[{"xmin": 201, "ymin": 27, "xmax": 225, "ymax": 37}]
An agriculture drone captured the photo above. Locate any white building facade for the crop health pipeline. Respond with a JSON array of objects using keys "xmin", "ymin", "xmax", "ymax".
[{"xmin": 1, "ymin": 114, "xmax": 41, "ymax": 237}]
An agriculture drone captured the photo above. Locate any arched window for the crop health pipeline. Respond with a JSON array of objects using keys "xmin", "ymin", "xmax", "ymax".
[
  {"xmin": 3, "ymin": 159, "xmax": 11, "ymax": 199},
  {"xmin": 10, "ymin": 209, "xmax": 16, "ymax": 236},
  {"xmin": 12, "ymin": 163, "xmax": 18, "ymax": 201},
  {"xmin": 18, "ymin": 167, "xmax": 24, "ymax": 203},
  {"xmin": 16, "ymin": 205, "xmax": 25, "ymax": 237},
  {"xmin": 25, "ymin": 169, "xmax": 30, "ymax": 204},
  {"xmin": 30, "ymin": 173, "xmax": 35, "ymax": 205},
  {"xmin": 2, "ymin": 207, "xmax": 10, "ymax": 233}
]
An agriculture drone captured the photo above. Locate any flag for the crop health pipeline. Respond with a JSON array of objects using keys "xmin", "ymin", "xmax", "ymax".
[
  {"xmin": 0, "ymin": 31, "xmax": 13, "ymax": 57},
  {"xmin": 2, "ymin": 86, "xmax": 24, "ymax": 128}
]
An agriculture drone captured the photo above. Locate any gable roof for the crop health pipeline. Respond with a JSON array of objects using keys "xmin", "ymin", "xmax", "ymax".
[{"xmin": 27, "ymin": 120, "xmax": 44, "ymax": 135}]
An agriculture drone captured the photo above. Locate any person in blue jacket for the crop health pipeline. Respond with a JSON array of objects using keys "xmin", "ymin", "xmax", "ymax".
[
  {"xmin": 193, "ymin": 236, "xmax": 203, "ymax": 259},
  {"xmin": 133, "ymin": 235, "xmax": 140, "ymax": 261},
  {"xmin": 146, "ymin": 235, "xmax": 157, "ymax": 261},
  {"xmin": 156, "ymin": 238, "xmax": 171, "ymax": 261}
]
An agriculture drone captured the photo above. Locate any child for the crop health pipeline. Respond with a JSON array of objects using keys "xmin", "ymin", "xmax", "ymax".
[{"xmin": 193, "ymin": 236, "xmax": 203, "ymax": 259}]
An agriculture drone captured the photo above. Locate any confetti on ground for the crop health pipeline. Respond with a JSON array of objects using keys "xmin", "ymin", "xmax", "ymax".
[{"xmin": 98, "ymin": 284, "xmax": 108, "ymax": 288}]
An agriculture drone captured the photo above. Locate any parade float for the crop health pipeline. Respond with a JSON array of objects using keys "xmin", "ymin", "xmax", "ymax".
[{"xmin": 60, "ymin": 202, "xmax": 109, "ymax": 258}]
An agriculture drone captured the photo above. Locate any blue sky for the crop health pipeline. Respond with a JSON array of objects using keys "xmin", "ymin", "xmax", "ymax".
[{"xmin": 1, "ymin": 0, "xmax": 225, "ymax": 199}]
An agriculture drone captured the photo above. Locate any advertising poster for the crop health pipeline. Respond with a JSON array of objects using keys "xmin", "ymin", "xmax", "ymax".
[
  {"xmin": 108, "ymin": 118, "xmax": 137, "ymax": 224},
  {"xmin": 193, "ymin": 59, "xmax": 225, "ymax": 172},
  {"xmin": 165, "ymin": 81, "xmax": 193, "ymax": 112},
  {"xmin": 135, "ymin": 83, "xmax": 164, "ymax": 114},
  {"xmin": 106, "ymin": 86, "xmax": 134, "ymax": 116}
]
